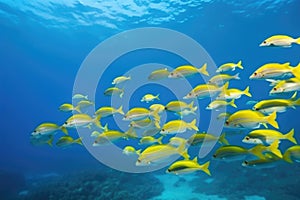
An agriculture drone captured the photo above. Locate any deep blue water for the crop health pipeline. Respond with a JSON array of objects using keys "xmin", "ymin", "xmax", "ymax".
[{"xmin": 1, "ymin": 1, "xmax": 300, "ymax": 199}]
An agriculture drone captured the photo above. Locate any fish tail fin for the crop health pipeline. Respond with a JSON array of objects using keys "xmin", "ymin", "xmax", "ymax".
[
  {"xmin": 192, "ymin": 106, "xmax": 198, "ymax": 112},
  {"xmin": 94, "ymin": 115, "xmax": 102, "ymax": 129},
  {"xmin": 136, "ymin": 149, "xmax": 141, "ymax": 155},
  {"xmin": 249, "ymin": 146, "xmax": 266, "ymax": 159},
  {"xmin": 117, "ymin": 105, "xmax": 124, "ymax": 115},
  {"xmin": 120, "ymin": 91, "xmax": 124, "ymax": 98},
  {"xmin": 181, "ymin": 149, "xmax": 190, "ymax": 159},
  {"xmin": 60, "ymin": 126, "xmax": 68, "ymax": 135},
  {"xmin": 218, "ymin": 133, "xmax": 229, "ymax": 145},
  {"xmin": 126, "ymin": 127, "xmax": 137, "ymax": 139},
  {"xmin": 199, "ymin": 161, "xmax": 211, "ymax": 176},
  {"xmin": 188, "ymin": 119, "xmax": 199, "ymax": 131},
  {"xmin": 75, "ymin": 137, "xmax": 83, "ymax": 145},
  {"xmin": 188, "ymin": 101, "xmax": 194, "ymax": 110},
  {"xmin": 157, "ymin": 136, "xmax": 163, "ymax": 144},
  {"xmin": 269, "ymin": 140, "xmax": 282, "ymax": 158},
  {"xmin": 296, "ymin": 37, "xmax": 300, "ymax": 45},
  {"xmin": 220, "ymin": 82, "xmax": 229, "ymax": 93},
  {"xmin": 152, "ymin": 108, "xmax": 160, "ymax": 122},
  {"xmin": 198, "ymin": 63, "xmax": 209, "ymax": 76},
  {"xmin": 47, "ymin": 136, "xmax": 54, "ymax": 147},
  {"xmin": 290, "ymin": 92, "xmax": 297, "ymax": 100},
  {"xmin": 234, "ymin": 73, "xmax": 240, "ymax": 80},
  {"xmin": 292, "ymin": 63, "xmax": 300, "ymax": 78},
  {"xmin": 243, "ymin": 86, "xmax": 252, "ymax": 97},
  {"xmin": 156, "ymin": 94, "xmax": 160, "ymax": 100},
  {"xmin": 229, "ymin": 99, "xmax": 237, "ymax": 108},
  {"xmin": 74, "ymin": 105, "xmax": 81, "ymax": 113},
  {"xmin": 285, "ymin": 128, "xmax": 297, "ymax": 144},
  {"xmin": 236, "ymin": 60, "xmax": 243, "ymax": 69},
  {"xmin": 266, "ymin": 111, "xmax": 279, "ymax": 129},
  {"xmin": 283, "ymin": 150, "xmax": 293, "ymax": 163}
]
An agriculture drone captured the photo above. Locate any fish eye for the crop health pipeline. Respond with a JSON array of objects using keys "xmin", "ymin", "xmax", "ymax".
[
  {"xmin": 137, "ymin": 159, "xmax": 141, "ymax": 163},
  {"xmin": 33, "ymin": 130, "xmax": 37, "ymax": 133},
  {"xmin": 167, "ymin": 169, "xmax": 171, "ymax": 172},
  {"xmin": 244, "ymin": 161, "xmax": 248, "ymax": 165},
  {"xmin": 225, "ymin": 121, "xmax": 229, "ymax": 125},
  {"xmin": 161, "ymin": 129, "xmax": 165, "ymax": 131},
  {"xmin": 263, "ymin": 41, "xmax": 266, "ymax": 44},
  {"xmin": 245, "ymin": 137, "xmax": 249, "ymax": 140},
  {"xmin": 213, "ymin": 154, "xmax": 217, "ymax": 158},
  {"xmin": 64, "ymin": 122, "xmax": 68, "ymax": 124},
  {"xmin": 94, "ymin": 141, "xmax": 98, "ymax": 144},
  {"xmin": 254, "ymin": 72, "xmax": 257, "ymax": 76},
  {"xmin": 273, "ymin": 88, "xmax": 277, "ymax": 91}
]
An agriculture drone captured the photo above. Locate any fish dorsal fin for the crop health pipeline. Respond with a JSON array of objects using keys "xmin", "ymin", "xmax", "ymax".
[
  {"xmin": 192, "ymin": 157, "xmax": 198, "ymax": 162},
  {"xmin": 284, "ymin": 62, "xmax": 290, "ymax": 67}
]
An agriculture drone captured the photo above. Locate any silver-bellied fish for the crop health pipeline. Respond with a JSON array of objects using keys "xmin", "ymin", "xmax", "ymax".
[
  {"xmin": 112, "ymin": 76, "xmax": 131, "ymax": 85},
  {"xmin": 136, "ymin": 143, "xmax": 189, "ymax": 166},
  {"xmin": 139, "ymin": 136, "xmax": 163, "ymax": 145},
  {"xmin": 270, "ymin": 77, "xmax": 300, "ymax": 94},
  {"xmin": 250, "ymin": 62, "xmax": 300, "ymax": 80},
  {"xmin": 216, "ymin": 60, "xmax": 243, "ymax": 73},
  {"xmin": 63, "ymin": 114, "xmax": 102, "ymax": 129},
  {"xmin": 167, "ymin": 157, "xmax": 211, "ymax": 176},
  {"xmin": 259, "ymin": 35, "xmax": 300, "ymax": 47},
  {"xmin": 217, "ymin": 86, "xmax": 252, "ymax": 100},
  {"xmin": 129, "ymin": 117, "xmax": 159, "ymax": 129},
  {"xmin": 175, "ymin": 107, "xmax": 198, "ymax": 118},
  {"xmin": 93, "ymin": 130, "xmax": 128, "ymax": 146},
  {"xmin": 242, "ymin": 129, "xmax": 296, "ymax": 145},
  {"xmin": 123, "ymin": 146, "xmax": 141, "ymax": 156},
  {"xmin": 32, "ymin": 123, "xmax": 68, "ymax": 137},
  {"xmin": 183, "ymin": 82, "xmax": 228, "ymax": 99},
  {"xmin": 123, "ymin": 107, "xmax": 160, "ymax": 122},
  {"xmin": 30, "ymin": 135, "xmax": 54, "ymax": 146},
  {"xmin": 225, "ymin": 110, "xmax": 279, "ymax": 129},
  {"xmin": 56, "ymin": 136, "xmax": 83, "ymax": 147},
  {"xmin": 283, "ymin": 145, "xmax": 300, "ymax": 163},
  {"xmin": 253, "ymin": 92, "xmax": 300, "ymax": 114},
  {"xmin": 187, "ymin": 133, "xmax": 229, "ymax": 146},
  {"xmin": 208, "ymin": 73, "xmax": 240, "ymax": 86},
  {"xmin": 206, "ymin": 99, "xmax": 237, "ymax": 110},
  {"xmin": 165, "ymin": 100, "xmax": 195, "ymax": 112},
  {"xmin": 217, "ymin": 112, "xmax": 231, "ymax": 120},
  {"xmin": 168, "ymin": 63, "xmax": 209, "ymax": 78},
  {"xmin": 148, "ymin": 68, "xmax": 170, "ymax": 81},
  {"xmin": 59, "ymin": 103, "xmax": 81, "ymax": 113},
  {"xmin": 95, "ymin": 106, "xmax": 124, "ymax": 118},
  {"xmin": 142, "ymin": 127, "xmax": 161, "ymax": 137},
  {"xmin": 160, "ymin": 119, "xmax": 198, "ymax": 134},
  {"xmin": 76, "ymin": 100, "xmax": 94, "ymax": 109},
  {"xmin": 72, "ymin": 94, "xmax": 88, "ymax": 100},
  {"xmin": 242, "ymin": 152, "xmax": 282, "ymax": 169},
  {"xmin": 141, "ymin": 94, "xmax": 160, "ymax": 103},
  {"xmin": 149, "ymin": 104, "xmax": 165, "ymax": 114},
  {"xmin": 104, "ymin": 87, "xmax": 124, "ymax": 98}
]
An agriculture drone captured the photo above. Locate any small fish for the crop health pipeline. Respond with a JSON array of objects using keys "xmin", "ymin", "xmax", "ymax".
[
  {"xmin": 95, "ymin": 106, "xmax": 124, "ymax": 118},
  {"xmin": 139, "ymin": 136, "xmax": 163, "ymax": 145},
  {"xmin": 93, "ymin": 130, "xmax": 127, "ymax": 146},
  {"xmin": 217, "ymin": 112, "xmax": 231, "ymax": 120},
  {"xmin": 104, "ymin": 87, "xmax": 124, "ymax": 98},
  {"xmin": 30, "ymin": 135, "xmax": 54, "ymax": 146},
  {"xmin": 216, "ymin": 60, "xmax": 243, "ymax": 73},
  {"xmin": 246, "ymin": 100, "xmax": 258, "ymax": 105},
  {"xmin": 225, "ymin": 110, "xmax": 279, "ymax": 129},
  {"xmin": 187, "ymin": 133, "xmax": 229, "ymax": 146},
  {"xmin": 253, "ymin": 92, "xmax": 300, "ymax": 114},
  {"xmin": 168, "ymin": 63, "xmax": 209, "ymax": 78},
  {"xmin": 56, "ymin": 136, "xmax": 82, "ymax": 147},
  {"xmin": 270, "ymin": 77, "xmax": 300, "ymax": 94},
  {"xmin": 59, "ymin": 103, "xmax": 81, "ymax": 113},
  {"xmin": 242, "ymin": 129, "xmax": 296, "ymax": 145},
  {"xmin": 32, "ymin": 123, "xmax": 68, "ymax": 137},
  {"xmin": 129, "ymin": 118, "xmax": 158, "ymax": 129},
  {"xmin": 160, "ymin": 119, "xmax": 198, "ymax": 134},
  {"xmin": 168, "ymin": 137, "xmax": 187, "ymax": 147},
  {"xmin": 76, "ymin": 100, "xmax": 94, "ymax": 109},
  {"xmin": 112, "ymin": 76, "xmax": 131, "ymax": 85},
  {"xmin": 175, "ymin": 107, "xmax": 198, "ymax": 117},
  {"xmin": 136, "ymin": 143, "xmax": 189, "ymax": 166},
  {"xmin": 283, "ymin": 145, "xmax": 300, "ymax": 163},
  {"xmin": 167, "ymin": 157, "xmax": 211, "ymax": 176},
  {"xmin": 72, "ymin": 94, "xmax": 88, "ymax": 100},
  {"xmin": 165, "ymin": 101, "xmax": 195, "ymax": 112},
  {"xmin": 206, "ymin": 99, "xmax": 237, "ymax": 110},
  {"xmin": 149, "ymin": 104, "xmax": 165, "ymax": 114},
  {"xmin": 148, "ymin": 68, "xmax": 170, "ymax": 81},
  {"xmin": 123, "ymin": 146, "xmax": 141, "ymax": 156},
  {"xmin": 242, "ymin": 152, "xmax": 281, "ymax": 169},
  {"xmin": 123, "ymin": 107, "xmax": 160, "ymax": 122},
  {"xmin": 208, "ymin": 73, "xmax": 240, "ymax": 86},
  {"xmin": 184, "ymin": 82, "xmax": 228, "ymax": 99},
  {"xmin": 63, "ymin": 114, "xmax": 102, "ymax": 129},
  {"xmin": 142, "ymin": 127, "xmax": 161, "ymax": 137},
  {"xmin": 259, "ymin": 35, "xmax": 300, "ymax": 47},
  {"xmin": 141, "ymin": 94, "xmax": 160, "ymax": 103},
  {"xmin": 217, "ymin": 86, "xmax": 252, "ymax": 100},
  {"xmin": 250, "ymin": 62, "xmax": 300, "ymax": 80}
]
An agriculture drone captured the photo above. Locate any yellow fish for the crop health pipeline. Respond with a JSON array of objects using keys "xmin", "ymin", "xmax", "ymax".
[
  {"xmin": 76, "ymin": 100, "xmax": 94, "ymax": 109},
  {"xmin": 206, "ymin": 99, "xmax": 237, "ymax": 110},
  {"xmin": 165, "ymin": 100, "xmax": 195, "ymax": 112},
  {"xmin": 129, "ymin": 118, "xmax": 158, "ymax": 129},
  {"xmin": 270, "ymin": 77, "xmax": 300, "ymax": 94},
  {"xmin": 216, "ymin": 60, "xmax": 243, "ymax": 73},
  {"xmin": 123, "ymin": 146, "xmax": 141, "ymax": 156},
  {"xmin": 167, "ymin": 157, "xmax": 211, "ymax": 176},
  {"xmin": 141, "ymin": 94, "xmax": 160, "ymax": 103},
  {"xmin": 95, "ymin": 106, "xmax": 124, "ymax": 117},
  {"xmin": 259, "ymin": 35, "xmax": 300, "ymax": 47},
  {"xmin": 217, "ymin": 112, "xmax": 231, "ymax": 120},
  {"xmin": 30, "ymin": 135, "xmax": 54, "ymax": 146},
  {"xmin": 226, "ymin": 110, "xmax": 279, "ymax": 129},
  {"xmin": 242, "ymin": 152, "xmax": 281, "ymax": 169},
  {"xmin": 32, "ymin": 123, "xmax": 68, "ymax": 137},
  {"xmin": 63, "ymin": 114, "xmax": 102, "ymax": 129},
  {"xmin": 112, "ymin": 76, "xmax": 131, "ymax": 85},
  {"xmin": 59, "ymin": 103, "xmax": 81, "ymax": 113},
  {"xmin": 160, "ymin": 119, "xmax": 198, "ymax": 134},
  {"xmin": 72, "ymin": 93, "xmax": 88, "ymax": 100},
  {"xmin": 250, "ymin": 62, "xmax": 300, "ymax": 80},
  {"xmin": 168, "ymin": 63, "xmax": 209, "ymax": 78},
  {"xmin": 283, "ymin": 145, "xmax": 300, "ymax": 163},
  {"xmin": 149, "ymin": 104, "xmax": 165, "ymax": 114},
  {"xmin": 217, "ymin": 86, "xmax": 252, "ymax": 100},
  {"xmin": 208, "ymin": 73, "xmax": 240, "ymax": 86},
  {"xmin": 187, "ymin": 133, "xmax": 229, "ymax": 146},
  {"xmin": 243, "ymin": 129, "xmax": 296, "ymax": 145},
  {"xmin": 104, "ymin": 87, "xmax": 124, "ymax": 98},
  {"xmin": 139, "ymin": 136, "xmax": 163, "ymax": 145},
  {"xmin": 148, "ymin": 68, "xmax": 170, "ymax": 81},
  {"xmin": 93, "ymin": 130, "xmax": 127, "ymax": 146},
  {"xmin": 56, "ymin": 136, "xmax": 82, "ymax": 147},
  {"xmin": 123, "ymin": 107, "xmax": 160, "ymax": 122},
  {"xmin": 184, "ymin": 82, "xmax": 228, "ymax": 99}
]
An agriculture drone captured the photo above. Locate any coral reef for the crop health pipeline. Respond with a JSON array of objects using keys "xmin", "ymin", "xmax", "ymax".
[{"xmin": 16, "ymin": 169, "xmax": 163, "ymax": 200}]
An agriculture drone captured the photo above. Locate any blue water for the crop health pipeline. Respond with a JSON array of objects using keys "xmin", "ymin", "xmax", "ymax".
[{"xmin": 1, "ymin": 0, "xmax": 300, "ymax": 199}]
